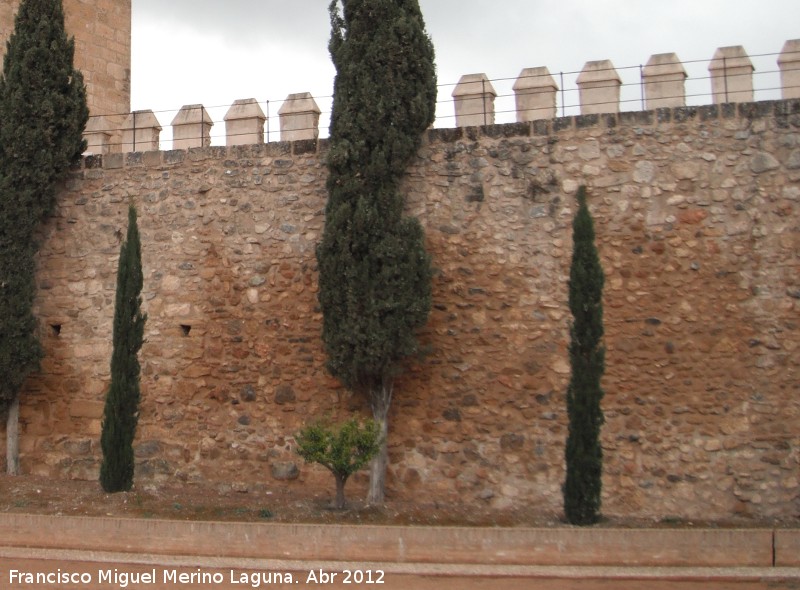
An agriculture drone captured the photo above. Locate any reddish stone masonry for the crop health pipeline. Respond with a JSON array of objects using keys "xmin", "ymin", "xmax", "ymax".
[{"xmin": 5, "ymin": 100, "xmax": 799, "ymax": 521}]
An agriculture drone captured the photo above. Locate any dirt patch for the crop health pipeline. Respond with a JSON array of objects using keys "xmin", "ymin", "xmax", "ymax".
[
  {"xmin": 0, "ymin": 474, "xmax": 796, "ymax": 529},
  {"xmin": 0, "ymin": 474, "xmax": 551, "ymax": 526}
]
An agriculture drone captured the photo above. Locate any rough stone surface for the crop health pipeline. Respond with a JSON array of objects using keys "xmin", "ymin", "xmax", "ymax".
[
  {"xmin": 271, "ymin": 462, "xmax": 300, "ymax": 481},
  {"xmin": 4, "ymin": 101, "xmax": 799, "ymax": 521}
]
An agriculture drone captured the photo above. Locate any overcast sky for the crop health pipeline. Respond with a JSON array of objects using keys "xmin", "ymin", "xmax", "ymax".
[{"xmin": 131, "ymin": 0, "xmax": 799, "ymax": 145}]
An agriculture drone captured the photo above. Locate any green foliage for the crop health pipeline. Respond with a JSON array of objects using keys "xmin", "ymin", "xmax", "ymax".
[
  {"xmin": 0, "ymin": 0, "xmax": 88, "ymax": 413},
  {"xmin": 317, "ymin": 0, "xmax": 437, "ymax": 397},
  {"xmin": 0, "ymin": 0, "xmax": 88, "ymax": 224},
  {"xmin": 100, "ymin": 205, "xmax": 146, "ymax": 493},
  {"xmin": 0, "ymin": 234, "xmax": 40, "ymax": 409},
  {"xmin": 318, "ymin": 0, "xmax": 437, "ymax": 504},
  {"xmin": 296, "ymin": 417, "xmax": 381, "ymax": 509},
  {"xmin": 563, "ymin": 186, "xmax": 606, "ymax": 526},
  {"xmin": 296, "ymin": 417, "xmax": 381, "ymax": 479}
]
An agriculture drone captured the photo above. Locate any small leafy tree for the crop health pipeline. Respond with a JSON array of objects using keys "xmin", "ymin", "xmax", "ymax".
[
  {"xmin": 100, "ymin": 204, "xmax": 146, "ymax": 493},
  {"xmin": 563, "ymin": 186, "xmax": 606, "ymax": 525},
  {"xmin": 317, "ymin": 0, "xmax": 437, "ymax": 506},
  {"xmin": 0, "ymin": 0, "xmax": 88, "ymax": 474},
  {"xmin": 296, "ymin": 417, "xmax": 381, "ymax": 510}
]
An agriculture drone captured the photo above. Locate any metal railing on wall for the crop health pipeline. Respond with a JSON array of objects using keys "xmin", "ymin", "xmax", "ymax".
[{"xmin": 82, "ymin": 43, "xmax": 800, "ymax": 154}]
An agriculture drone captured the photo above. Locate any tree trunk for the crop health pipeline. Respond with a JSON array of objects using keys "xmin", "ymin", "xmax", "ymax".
[
  {"xmin": 334, "ymin": 473, "xmax": 347, "ymax": 510},
  {"xmin": 367, "ymin": 380, "xmax": 392, "ymax": 505},
  {"xmin": 6, "ymin": 396, "xmax": 20, "ymax": 475}
]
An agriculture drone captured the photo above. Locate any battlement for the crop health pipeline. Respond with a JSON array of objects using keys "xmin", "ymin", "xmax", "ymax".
[
  {"xmin": 76, "ymin": 96, "xmax": 800, "ymax": 173},
  {"xmin": 81, "ymin": 39, "xmax": 800, "ymax": 154}
]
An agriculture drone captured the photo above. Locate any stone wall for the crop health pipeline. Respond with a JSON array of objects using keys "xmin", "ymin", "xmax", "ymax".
[{"xmin": 4, "ymin": 99, "xmax": 799, "ymax": 521}]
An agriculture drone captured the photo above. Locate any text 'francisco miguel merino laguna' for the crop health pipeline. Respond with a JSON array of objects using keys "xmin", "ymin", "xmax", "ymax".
[{"xmin": 7, "ymin": 567, "xmax": 383, "ymax": 587}]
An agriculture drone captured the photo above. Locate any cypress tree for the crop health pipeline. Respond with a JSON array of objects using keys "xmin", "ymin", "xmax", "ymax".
[
  {"xmin": 563, "ymin": 186, "xmax": 606, "ymax": 525},
  {"xmin": 316, "ymin": 0, "xmax": 437, "ymax": 504},
  {"xmin": 100, "ymin": 205, "xmax": 146, "ymax": 493},
  {"xmin": 0, "ymin": 0, "xmax": 88, "ymax": 473}
]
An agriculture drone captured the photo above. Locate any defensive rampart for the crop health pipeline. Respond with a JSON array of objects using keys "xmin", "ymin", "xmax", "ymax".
[
  {"xmin": 2, "ymin": 95, "xmax": 797, "ymax": 521},
  {"xmin": 81, "ymin": 40, "xmax": 800, "ymax": 152}
]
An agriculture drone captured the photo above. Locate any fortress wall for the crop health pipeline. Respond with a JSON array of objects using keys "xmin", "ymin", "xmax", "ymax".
[
  {"xmin": 101, "ymin": 40, "xmax": 800, "ymax": 152},
  {"xmin": 5, "ymin": 99, "xmax": 800, "ymax": 520}
]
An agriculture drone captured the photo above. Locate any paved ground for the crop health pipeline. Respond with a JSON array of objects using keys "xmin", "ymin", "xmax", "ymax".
[
  {"xmin": 2, "ymin": 550, "xmax": 800, "ymax": 590},
  {"xmin": 0, "ymin": 560, "xmax": 793, "ymax": 590},
  {"xmin": 1, "ymin": 511, "xmax": 800, "ymax": 589}
]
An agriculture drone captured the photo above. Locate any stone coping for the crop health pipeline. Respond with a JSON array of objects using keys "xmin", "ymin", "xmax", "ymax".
[
  {"xmin": 75, "ymin": 98, "xmax": 800, "ymax": 171},
  {"xmin": 0, "ymin": 514, "xmax": 795, "ymax": 568}
]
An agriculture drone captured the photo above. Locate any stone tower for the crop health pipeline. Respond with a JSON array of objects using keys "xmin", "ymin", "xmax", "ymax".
[{"xmin": 1, "ymin": 0, "xmax": 131, "ymax": 148}]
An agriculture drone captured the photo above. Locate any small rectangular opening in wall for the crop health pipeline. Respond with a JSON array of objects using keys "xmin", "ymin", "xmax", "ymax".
[
  {"xmin": 50, "ymin": 324, "xmax": 62, "ymax": 337},
  {"xmin": 180, "ymin": 324, "xmax": 192, "ymax": 337}
]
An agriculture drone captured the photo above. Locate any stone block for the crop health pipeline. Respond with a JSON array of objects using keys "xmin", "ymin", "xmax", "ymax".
[
  {"xmin": 69, "ymin": 401, "xmax": 104, "ymax": 419},
  {"xmin": 224, "ymin": 98, "xmax": 265, "ymax": 147},
  {"xmin": 121, "ymin": 110, "xmax": 162, "ymax": 153},
  {"xmin": 274, "ymin": 385, "xmax": 296, "ymax": 405},
  {"xmin": 576, "ymin": 60, "xmax": 621, "ymax": 114},
  {"xmin": 278, "ymin": 93, "xmax": 320, "ymax": 142},
  {"xmin": 514, "ymin": 67, "xmax": 558, "ymax": 121},
  {"xmin": 83, "ymin": 116, "xmax": 112, "ymax": 155},
  {"xmin": 709, "ymin": 46, "xmax": 754, "ymax": 104},
  {"xmin": 452, "ymin": 73, "xmax": 496, "ymax": 127},
  {"xmin": 775, "ymin": 530, "xmax": 800, "ymax": 566},
  {"xmin": 270, "ymin": 462, "xmax": 299, "ymax": 481},
  {"xmin": 643, "ymin": 53, "xmax": 687, "ymax": 109},
  {"xmin": 103, "ymin": 152, "xmax": 124, "ymax": 170},
  {"xmin": 171, "ymin": 104, "xmax": 213, "ymax": 149},
  {"xmin": 778, "ymin": 39, "xmax": 800, "ymax": 100}
]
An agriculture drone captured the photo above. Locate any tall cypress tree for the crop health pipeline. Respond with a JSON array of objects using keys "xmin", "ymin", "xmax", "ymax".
[
  {"xmin": 0, "ymin": 0, "xmax": 88, "ymax": 474},
  {"xmin": 563, "ymin": 186, "xmax": 606, "ymax": 525},
  {"xmin": 100, "ymin": 204, "xmax": 146, "ymax": 493},
  {"xmin": 316, "ymin": 0, "xmax": 437, "ymax": 504}
]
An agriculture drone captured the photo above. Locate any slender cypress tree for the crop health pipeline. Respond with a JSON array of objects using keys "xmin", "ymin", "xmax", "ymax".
[
  {"xmin": 316, "ymin": 0, "xmax": 437, "ymax": 504},
  {"xmin": 0, "ymin": 0, "xmax": 88, "ymax": 473},
  {"xmin": 100, "ymin": 205, "xmax": 146, "ymax": 493},
  {"xmin": 563, "ymin": 186, "xmax": 606, "ymax": 525}
]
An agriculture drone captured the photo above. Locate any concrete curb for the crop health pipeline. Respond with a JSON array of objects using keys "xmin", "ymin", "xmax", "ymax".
[
  {"xmin": 0, "ymin": 546, "xmax": 799, "ymax": 581},
  {"xmin": 0, "ymin": 514, "xmax": 790, "ymax": 568}
]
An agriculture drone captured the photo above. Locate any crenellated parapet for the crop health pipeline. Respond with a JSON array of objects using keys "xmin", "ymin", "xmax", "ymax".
[
  {"xmin": 454, "ymin": 40, "xmax": 799, "ymax": 127},
  {"xmin": 83, "ymin": 40, "xmax": 800, "ymax": 152}
]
